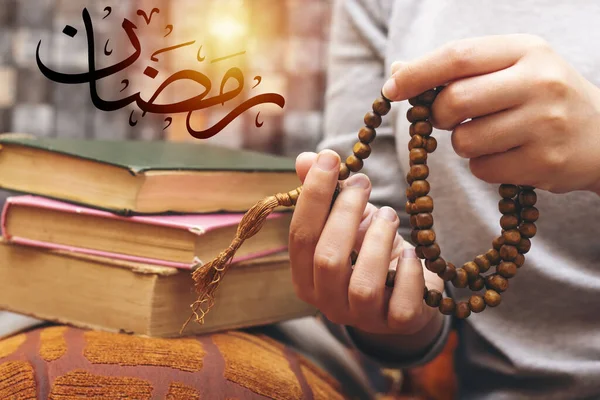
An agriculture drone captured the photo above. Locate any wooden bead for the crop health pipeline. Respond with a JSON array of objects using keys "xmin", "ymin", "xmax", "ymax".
[
  {"xmin": 520, "ymin": 207, "xmax": 539, "ymax": 222},
  {"xmin": 386, "ymin": 269, "xmax": 396, "ymax": 287},
  {"xmin": 499, "ymin": 184, "xmax": 519, "ymax": 199},
  {"xmin": 463, "ymin": 261, "xmax": 480, "ymax": 280},
  {"xmin": 438, "ymin": 262, "xmax": 457, "ymax": 281},
  {"xmin": 417, "ymin": 230, "xmax": 436, "ymax": 246},
  {"xmin": 439, "ymin": 298, "xmax": 456, "ymax": 315},
  {"xmin": 497, "ymin": 261, "xmax": 517, "ymax": 278},
  {"xmin": 372, "ymin": 97, "xmax": 391, "ymax": 116},
  {"xmin": 415, "ymin": 246, "xmax": 425, "ymax": 259},
  {"xmin": 500, "ymin": 244, "xmax": 518, "ymax": 261},
  {"xmin": 409, "ymin": 148, "xmax": 428, "ymax": 164},
  {"xmin": 474, "ymin": 254, "xmax": 491, "ymax": 273},
  {"xmin": 422, "ymin": 243, "xmax": 441, "ymax": 260},
  {"xmin": 358, "ymin": 127, "xmax": 376, "ymax": 144},
  {"xmin": 484, "ymin": 290, "xmax": 501, "ymax": 307},
  {"xmin": 503, "ymin": 230, "xmax": 521, "ymax": 245},
  {"xmin": 425, "ymin": 289, "xmax": 443, "ymax": 307},
  {"xmin": 410, "ymin": 165, "xmax": 429, "ymax": 180},
  {"xmin": 451, "ymin": 268, "xmax": 469, "ymax": 288},
  {"xmin": 517, "ymin": 238, "xmax": 531, "ymax": 254},
  {"xmin": 409, "ymin": 121, "xmax": 433, "ymax": 137},
  {"xmin": 500, "ymin": 214, "xmax": 519, "ymax": 230},
  {"xmin": 409, "ymin": 202, "xmax": 419, "ymax": 215},
  {"xmin": 455, "ymin": 302, "xmax": 471, "ymax": 319},
  {"xmin": 485, "ymin": 249, "xmax": 501, "ymax": 265},
  {"xmin": 514, "ymin": 253, "xmax": 525, "ymax": 267},
  {"xmin": 415, "ymin": 196, "xmax": 434, "ymax": 213},
  {"xmin": 519, "ymin": 190, "xmax": 537, "ymax": 206},
  {"xmin": 411, "ymin": 180, "xmax": 430, "ymax": 197},
  {"xmin": 411, "ymin": 229, "xmax": 419, "ymax": 244},
  {"xmin": 469, "ymin": 275, "xmax": 485, "ymax": 291},
  {"xmin": 406, "ymin": 187, "xmax": 417, "ymax": 202},
  {"xmin": 417, "ymin": 89, "xmax": 438, "ymax": 105},
  {"xmin": 409, "ymin": 90, "xmax": 437, "ymax": 106},
  {"xmin": 424, "ymin": 137, "xmax": 438, "ymax": 153},
  {"xmin": 492, "ymin": 236, "xmax": 505, "ymax": 251},
  {"xmin": 407, "ymin": 106, "xmax": 431, "ymax": 122},
  {"xmin": 353, "ymin": 142, "xmax": 371, "ymax": 159},
  {"xmin": 408, "ymin": 135, "xmax": 425, "ymax": 150},
  {"xmin": 364, "ymin": 111, "xmax": 382, "ymax": 128},
  {"xmin": 415, "ymin": 213, "xmax": 434, "ymax": 229},
  {"xmin": 405, "ymin": 201, "xmax": 413, "ymax": 215},
  {"xmin": 498, "ymin": 198, "xmax": 518, "ymax": 214},
  {"xmin": 338, "ymin": 163, "xmax": 350, "ymax": 180},
  {"xmin": 425, "ymin": 257, "xmax": 446, "ymax": 274},
  {"xmin": 469, "ymin": 295, "xmax": 486, "ymax": 313},
  {"xmin": 406, "ymin": 172, "xmax": 414, "ymax": 185},
  {"xmin": 486, "ymin": 274, "xmax": 509, "ymax": 292},
  {"xmin": 409, "ymin": 215, "xmax": 417, "ymax": 228},
  {"xmin": 519, "ymin": 222, "xmax": 537, "ymax": 238},
  {"xmin": 345, "ymin": 155, "xmax": 363, "ymax": 172}
]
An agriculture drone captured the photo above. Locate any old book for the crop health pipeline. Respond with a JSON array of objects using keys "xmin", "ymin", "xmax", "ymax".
[
  {"xmin": 0, "ymin": 241, "xmax": 315, "ymax": 337},
  {"xmin": 2, "ymin": 195, "xmax": 291, "ymax": 269},
  {"xmin": 0, "ymin": 135, "xmax": 298, "ymax": 214}
]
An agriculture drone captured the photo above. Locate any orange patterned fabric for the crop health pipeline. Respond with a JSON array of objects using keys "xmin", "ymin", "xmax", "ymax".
[{"xmin": 0, "ymin": 326, "xmax": 346, "ymax": 399}]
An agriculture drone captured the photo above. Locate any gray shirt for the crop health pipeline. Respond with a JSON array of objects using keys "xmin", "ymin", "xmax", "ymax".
[{"xmin": 319, "ymin": 0, "xmax": 600, "ymax": 398}]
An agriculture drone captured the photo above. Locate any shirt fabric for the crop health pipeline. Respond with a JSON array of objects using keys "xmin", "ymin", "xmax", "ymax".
[{"xmin": 318, "ymin": 0, "xmax": 600, "ymax": 399}]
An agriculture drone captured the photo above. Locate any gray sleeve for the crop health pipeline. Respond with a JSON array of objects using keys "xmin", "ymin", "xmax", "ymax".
[
  {"xmin": 319, "ymin": 0, "xmax": 409, "ymax": 237},
  {"xmin": 319, "ymin": 0, "xmax": 451, "ymax": 369}
]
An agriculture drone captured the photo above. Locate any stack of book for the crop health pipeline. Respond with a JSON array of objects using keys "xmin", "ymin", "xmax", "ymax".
[{"xmin": 0, "ymin": 135, "xmax": 315, "ymax": 337}]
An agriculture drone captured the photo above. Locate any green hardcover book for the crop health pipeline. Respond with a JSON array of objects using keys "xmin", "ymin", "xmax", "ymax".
[{"xmin": 0, "ymin": 134, "xmax": 298, "ymax": 214}]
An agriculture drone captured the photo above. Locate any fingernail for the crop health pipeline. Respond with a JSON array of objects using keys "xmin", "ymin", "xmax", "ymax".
[
  {"xmin": 377, "ymin": 206, "xmax": 398, "ymax": 222},
  {"xmin": 316, "ymin": 150, "xmax": 339, "ymax": 171},
  {"xmin": 382, "ymin": 75, "xmax": 399, "ymax": 99},
  {"xmin": 297, "ymin": 151, "xmax": 315, "ymax": 162},
  {"xmin": 345, "ymin": 174, "xmax": 370, "ymax": 189},
  {"xmin": 402, "ymin": 247, "xmax": 417, "ymax": 259}
]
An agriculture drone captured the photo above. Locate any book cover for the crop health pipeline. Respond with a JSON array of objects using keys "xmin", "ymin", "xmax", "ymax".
[
  {"xmin": 2, "ymin": 195, "xmax": 290, "ymax": 269},
  {"xmin": 0, "ymin": 137, "xmax": 299, "ymax": 214}
]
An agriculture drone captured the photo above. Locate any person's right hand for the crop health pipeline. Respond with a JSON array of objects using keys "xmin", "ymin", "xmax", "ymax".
[{"xmin": 289, "ymin": 150, "xmax": 444, "ymax": 337}]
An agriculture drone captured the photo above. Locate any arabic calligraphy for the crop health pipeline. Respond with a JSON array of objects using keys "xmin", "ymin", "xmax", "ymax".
[{"xmin": 36, "ymin": 7, "xmax": 285, "ymax": 138}]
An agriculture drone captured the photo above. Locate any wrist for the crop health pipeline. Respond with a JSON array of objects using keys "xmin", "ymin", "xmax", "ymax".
[{"xmin": 347, "ymin": 310, "xmax": 445, "ymax": 361}]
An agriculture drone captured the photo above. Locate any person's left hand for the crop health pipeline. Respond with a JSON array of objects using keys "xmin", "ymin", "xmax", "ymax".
[{"xmin": 382, "ymin": 34, "xmax": 600, "ymax": 195}]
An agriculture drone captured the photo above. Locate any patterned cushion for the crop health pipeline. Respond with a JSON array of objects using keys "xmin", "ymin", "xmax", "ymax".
[{"xmin": 0, "ymin": 325, "xmax": 346, "ymax": 399}]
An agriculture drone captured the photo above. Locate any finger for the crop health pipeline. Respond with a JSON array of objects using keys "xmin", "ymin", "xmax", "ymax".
[
  {"xmin": 431, "ymin": 65, "xmax": 529, "ymax": 130},
  {"xmin": 313, "ymin": 173, "xmax": 371, "ymax": 322},
  {"xmin": 469, "ymin": 145, "xmax": 541, "ymax": 188},
  {"xmin": 289, "ymin": 150, "xmax": 341, "ymax": 300},
  {"xmin": 391, "ymin": 61, "xmax": 404, "ymax": 75},
  {"xmin": 295, "ymin": 152, "xmax": 317, "ymax": 183},
  {"xmin": 382, "ymin": 34, "xmax": 544, "ymax": 101},
  {"xmin": 450, "ymin": 106, "xmax": 533, "ymax": 159},
  {"xmin": 348, "ymin": 207, "xmax": 400, "ymax": 323},
  {"xmin": 387, "ymin": 247, "xmax": 427, "ymax": 333}
]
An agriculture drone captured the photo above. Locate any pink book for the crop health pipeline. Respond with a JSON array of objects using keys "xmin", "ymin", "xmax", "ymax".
[{"xmin": 2, "ymin": 196, "xmax": 291, "ymax": 270}]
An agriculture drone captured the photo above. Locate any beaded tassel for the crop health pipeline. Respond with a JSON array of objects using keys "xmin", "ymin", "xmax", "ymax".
[{"xmin": 182, "ymin": 87, "xmax": 539, "ymax": 332}]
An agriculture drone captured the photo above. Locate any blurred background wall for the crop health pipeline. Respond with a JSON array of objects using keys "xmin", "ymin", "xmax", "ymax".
[{"xmin": 0, "ymin": 0, "xmax": 332, "ymax": 156}]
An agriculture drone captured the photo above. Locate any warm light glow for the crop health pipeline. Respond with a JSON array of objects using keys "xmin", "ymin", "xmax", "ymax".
[{"xmin": 208, "ymin": 15, "xmax": 248, "ymax": 42}]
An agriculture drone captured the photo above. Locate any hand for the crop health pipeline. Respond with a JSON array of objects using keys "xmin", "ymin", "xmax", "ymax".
[
  {"xmin": 383, "ymin": 34, "xmax": 600, "ymax": 194},
  {"xmin": 289, "ymin": 150, "xmax": 443, "ymax": 337}
]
